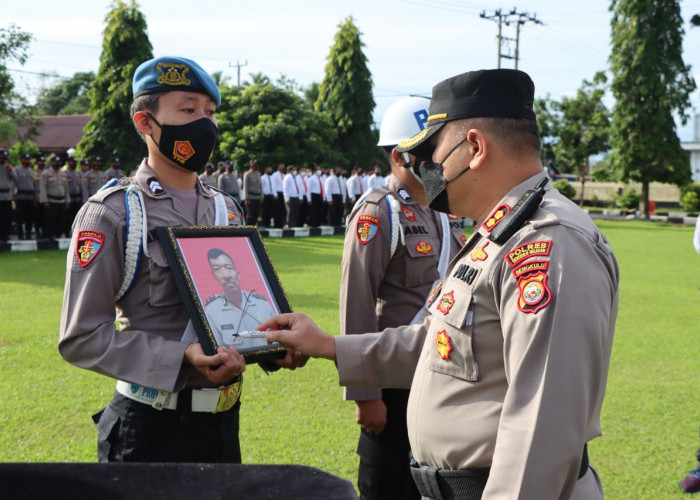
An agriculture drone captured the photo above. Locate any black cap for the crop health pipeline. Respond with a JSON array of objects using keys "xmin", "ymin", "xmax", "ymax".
[
  {"xmin": 111, "ymin": 156, "xmax": 121, "ymax": 163},
  {"xmin": 396, "ymin": 69, "xmax": 536, "ymax": 159},
  {"xmin": 80, "ymin": 159, "xmax": 89, "ymax": 165},
  {"xmin": 0, "ymin": 149, "xmax": 8, "ymax": 158},
  {"xmin": 21, "ymin": 153, "xmax": 31, "ymax": 160}
]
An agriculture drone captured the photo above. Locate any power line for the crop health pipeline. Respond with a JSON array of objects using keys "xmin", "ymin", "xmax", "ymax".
[
  {"xmin": 6, "ymin": 68, "xmax": 70, "ymax": 79},
  {"xmin": 480, "ymin": 8, "xmax": 544, "ymax": 69}
]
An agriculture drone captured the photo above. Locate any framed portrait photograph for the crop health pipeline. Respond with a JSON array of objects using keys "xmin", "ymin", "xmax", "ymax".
[{"xmin": 155, "ymin": 225, "xmax": 289, "ymax": 364}]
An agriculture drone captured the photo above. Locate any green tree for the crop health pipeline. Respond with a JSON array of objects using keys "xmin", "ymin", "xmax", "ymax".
[
  {"xmin": 76, "ymin": 0, "xmax": 152, "ymax": 163},
  {"xmin": 552, "ymin": 72, "xmax": 610, "ymax": 206},
  {"xmin": 0, "ymin": 23, "xmax": 33, "ymax": 142},
  {"xmin": 609, "ymin": 0, "xmax": 696, "ymax": 218},
  {"xmin": 315, "ymin": 17, "xmax": 378, "ymax": 168},
  {"xmin": 34, "ymin": 71, "xmax": 95, "ymax": 115},
  {"xmin": 217, "ymin": 81, "xmax": 340, "ymax": 168}
]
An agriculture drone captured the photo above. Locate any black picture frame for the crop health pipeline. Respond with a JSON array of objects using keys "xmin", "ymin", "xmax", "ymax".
[{"xmin": 155, "ymin": 225, "xmax": 289, "ymax": 364}]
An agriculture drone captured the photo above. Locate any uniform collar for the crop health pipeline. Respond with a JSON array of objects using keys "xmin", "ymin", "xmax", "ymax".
[
  {"xmin": 386, "ymin": 174, "xmax": 417, "ymax": 205},
  {"xmin": 134, "ymin": 159, "xmax": 218, "ymax": 199}
]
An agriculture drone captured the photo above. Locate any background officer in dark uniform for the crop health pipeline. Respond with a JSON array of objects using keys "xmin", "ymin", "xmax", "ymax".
[{"xmin": 15, "ymin": 153, "xmax": 36, "ymax": 240}]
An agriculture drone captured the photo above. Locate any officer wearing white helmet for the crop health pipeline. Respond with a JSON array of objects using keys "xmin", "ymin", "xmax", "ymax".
[{"xmin": 338, "ymin": 96, "xmax": 466, "ymax": 499}]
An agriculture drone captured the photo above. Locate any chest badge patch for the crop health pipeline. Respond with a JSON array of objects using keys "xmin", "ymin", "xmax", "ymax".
[
  {"xmin": 482, "ymin": 204, "xmax": 511, "ymax": 232},
  {"xmin": 416, "ymin": 240, "xmax": 432, "ymax": 254},
  {"xmin": 470, "ymin": 241, "xmax": 489, "ymax": 261},
  {"xmin": 227, "ymin": 212, "xmax": 237, "ymax": 224},
  {"xmin": 401, "ymin": 205, "xmax": 416, "ymax": 222},
  {"xmin": 436, "ymin": 330, "xmax": 453, "ymax": 360},
  {"xmin": 517, "ymin": 271, "xmax": 552, "ymax": 314},
  {"xmin": 173, "ymin": 140, "xmax": 195, "ymax": 164},
  {"xmin": 436, "ymin": 290, "xmax": 455, "ymax": 315},
  {"xmin": 356, "ymin": 215, "xmax": 380, "ymax": 244},
  {"xmin": 76, "ymin": 230, "xmax": 105, "ymax": 268}
]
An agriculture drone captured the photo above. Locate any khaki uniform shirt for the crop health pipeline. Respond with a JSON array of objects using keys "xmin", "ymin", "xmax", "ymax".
[
  {"xmin": 39, "ymin": 168, "xmax": 70, "ymax": 204},
  {"xmin": 15, "ymin": 166, "xmax": 37, "ymax": 201},
  {"xmin": 243, "ymin": 170, "xmax": 262, "ymax": 201},
  {"xmin": 340, "ymin": 175, "xmax": 465, "ymax": 401},
  {"xmin": 64, "ymin": 169, "xmax": 82, "ymax": 200},
  {"xmin": 0, "ymin": 164, "xmax": 17, "ymax": 201},
  {"xmin": 335, "ymin": 174, "xmax": 618, "ymax": 499},
  {"xmin": 82, "ymin": 169, "xmax": 107, "ymax": 200},
  {"xmin": 59, "ymin": 160, "xmax": 244, "ymax": 393},
  {"xmin": 205, "ymin": 291, "xmax": 276, "ymax": 349}
]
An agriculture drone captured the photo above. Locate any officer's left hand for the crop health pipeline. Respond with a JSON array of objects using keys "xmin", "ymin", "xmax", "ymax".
[{"xmin": 184, "ymin": 343, "xmax": 246, "ymax": 384}]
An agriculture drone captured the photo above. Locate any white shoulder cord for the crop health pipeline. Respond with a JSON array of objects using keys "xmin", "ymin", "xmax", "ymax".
[
  {"xmin": 385, "ymin": 195, "xmax": 404, "ymax": 258},
  {"xmin": 116, "ymin": 185, "xmax": 148, "ymax": 301}
]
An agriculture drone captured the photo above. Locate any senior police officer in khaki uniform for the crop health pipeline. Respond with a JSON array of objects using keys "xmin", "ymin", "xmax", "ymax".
[
  {"xmin": 59, "ymin": 56, "xmax": 250, "ymax": 463},
  {"xmin": 39, "ymin": 155, "xmax": 70, "ymax": 239},
  {"xmin": 263, "ymin": 69, "xmax": 619, "ymax": 499},
  {"xmin": 341, "ymin": 96, "xmax": 465, "ymax": 500},
  {"xmin": 204, "ymin": 248, "xmax": 277, "ymax": 349}
]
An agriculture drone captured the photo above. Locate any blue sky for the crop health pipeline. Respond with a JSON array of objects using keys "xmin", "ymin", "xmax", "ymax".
[{"xmin": 3, "ymin": 0, "xmax": 700, "ymax": 140}]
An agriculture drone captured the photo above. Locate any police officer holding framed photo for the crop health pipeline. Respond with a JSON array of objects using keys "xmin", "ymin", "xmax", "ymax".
[{"xmin": 59, "ymin": 56, "xmax": 248, "ymax": 463}]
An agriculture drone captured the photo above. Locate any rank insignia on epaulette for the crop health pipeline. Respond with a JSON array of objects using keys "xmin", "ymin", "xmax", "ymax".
[
  {"xmin": 436, "ymin": 291, "xmax": 455, "ymax": 315},
  {"xmin": 401, "ymin": 205, "xmax": 416, "ymax": 222},
  {"xmin": 76, "ymin": 230, "xmax": 104, "ymax": 268},
  {"xmin": 398, "ymin": 188, "xmax": 411, "ymax": 201},
  {"xmin": 415, "ymin": 240, "xmax": 432, "ymax": 254},
  {"xmin": 517, "ymin": 271, "xmax": 552, "ymax": 314},
  {"xmin": 173, "ymin": 141, "xmax": 195, "ymax": 164},
  {"xmin": 156, "ymin": 62, "xmax": 191, "ymax": 87},
  {"xmin": 482, "ymin": 204, "xmax": 510, "ymax": 232},
  {"xmin": 356, "ymin": 215, "xmax": 380, "ymax": 244},
  {"xmin": 436, "ymin": 330, "xmax": 452, "ymax": 360},
  {"xmin": 470, "ymin": 241, "xmax": 489, "ymax": 261},
  {"xmin": 460, "ymin": 234, "xmax": 467, "ymax": 245}
]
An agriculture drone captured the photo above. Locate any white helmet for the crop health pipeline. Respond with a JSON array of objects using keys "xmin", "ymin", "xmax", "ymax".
[{"xmin": 377, "ymin": 96, "xmax": 430, "ymax": 147}]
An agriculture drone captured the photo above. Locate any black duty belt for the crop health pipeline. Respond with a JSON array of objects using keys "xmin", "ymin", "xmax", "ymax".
[
  {"xmin": 0, "ymin": 188, "xmax": 9, "ymax": 193},
  {"xmin": 410, "ymin": 445, "xmax": 588, "ymax": 500},
  {"xmin": 48, "ymin": 195, "xmax": 66, "ymax": 201},
  {"xmin": 18, "ymin": 189, "xmax": 35, "ymax": 194}
]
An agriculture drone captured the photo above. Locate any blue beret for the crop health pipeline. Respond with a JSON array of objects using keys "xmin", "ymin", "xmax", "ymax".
[{"xmin": 132, "ymin": 56, "xmax": 221, "ymax": 107}]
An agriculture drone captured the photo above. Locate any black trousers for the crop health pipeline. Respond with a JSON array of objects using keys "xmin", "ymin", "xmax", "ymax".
[
  {"xmin": 309, "ymin": 194, "xmax": 324, "ymax": 227},
  {"xmin": 357, "ymin": 389, "xmax": 420, "ymax": 500},
  {"xmin": 329, "ymin": 194, "xmax": 344, "ymax": 226},
  {"xmin": 0, "ymin": 200, "xmax": 11, "ymax": 241},
  {"xmin": 94, "ymin": 393, "xmax": 241, "ymax": 463},
  {"xmin": 245, "ymin": 198, "xmax": 261, "ymax": 226},
  {"xmin": 261, "ymin": 194, "xmax": 274, "ymax": 227},
  {"xmin": 15, "ymin": 199, "xmax": 34, "ymax": 239},
  {"xmin": 44, "ymin": 202, "xmax": 66, "ymax": 239},
  {"xmin": 286, "ymin": 197, "xmax": 300, "ymax": 228},
  {"xmin": 65, "ymin": 198, "xmax": 82, "ymax": 236},
  {"xmin": 273, "ymin": 192, "xmax": 285, "ymax": 228}
]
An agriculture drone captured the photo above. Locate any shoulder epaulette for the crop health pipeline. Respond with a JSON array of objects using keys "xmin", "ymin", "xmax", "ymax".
[
  {"xmin": 90, "ymin": 177, "xmax": 131, "ymax": 203},
  {"xmin": 249, "ymin": 291, "xmax": 267, "ymax": 301},
  {"xmin": 362, "ymin": 187, "xmax": 388, "ymax": 205},
  {"xmin": 205, "ymin": 293, "xmax": 225, "ymax": 306},
  {"xmin": 489, "ymin": 177, "xmax": 548, "ymax": 245}
]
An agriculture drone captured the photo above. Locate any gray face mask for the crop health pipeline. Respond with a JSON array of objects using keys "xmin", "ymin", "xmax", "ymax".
[{"xmin": 412, "ymin": 136, "xmax": 470, "ymax": 214}]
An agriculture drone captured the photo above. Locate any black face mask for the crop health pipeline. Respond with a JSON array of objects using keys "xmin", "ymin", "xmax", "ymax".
[
  {"xmin": 414, "ymin": 136, "xmax": 470, "ymax": 213},
  {"xmin": 147, "ymin": 113, "xmax": 218, "ymax": 172}
]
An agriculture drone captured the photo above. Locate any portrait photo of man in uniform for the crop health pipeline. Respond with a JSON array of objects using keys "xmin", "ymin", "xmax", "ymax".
[
  {"xmin": 204, "ymin": 247, "xmax": 276, "ymax": 349},
  {"xmin": 162, "ymin": 228, "xmax": 291, "ymax": 359}
]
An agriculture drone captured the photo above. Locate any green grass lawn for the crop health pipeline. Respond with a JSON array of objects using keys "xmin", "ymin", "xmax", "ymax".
[{"xmin": 1, "ymin": 221, "xmax": 699, "ymax": 498}]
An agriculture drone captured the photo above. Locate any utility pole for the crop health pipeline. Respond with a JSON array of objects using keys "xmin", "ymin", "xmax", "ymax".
[
  {"xmin": 228, "ymin": 60, "xmax": 248, "ymax": 87},
  {"xmin": 480, "ymin": 9, "xmax": 543, "ymax": 69}
]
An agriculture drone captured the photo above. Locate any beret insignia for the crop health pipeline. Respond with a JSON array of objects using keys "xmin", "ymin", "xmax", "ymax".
[{"xmin": 156, "ymin": 62, "xmax": 191, "ymax": 87}]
